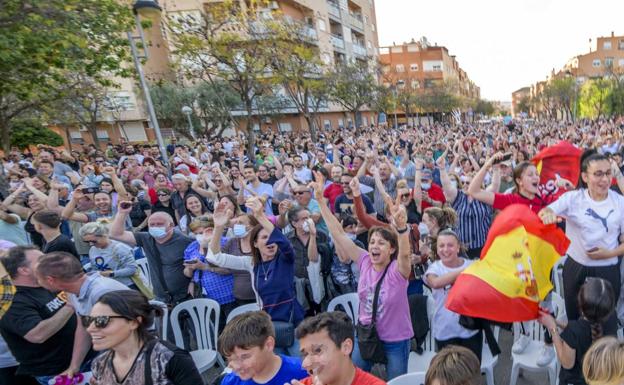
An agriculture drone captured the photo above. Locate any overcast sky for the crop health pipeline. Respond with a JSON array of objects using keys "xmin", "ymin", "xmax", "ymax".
[{"xmin": 375, "ymin": 0, "xmax": 624, "ymax": 101}]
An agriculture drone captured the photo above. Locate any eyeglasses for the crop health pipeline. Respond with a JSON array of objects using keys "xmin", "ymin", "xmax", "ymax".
[
  {"xmin": 591, "ymin": 170, "xmax": 612, "ymax": 179},
  {"xmin": 81, "ymin": 315, "xmax": 129, "ymax": 329},
  {"xmin": 400, "ymin": 193, "xmax": 410, "ymax": 199},
  {"xmin": 157, "ymin": 192, "xmax": 170, "ymax": 197},
  {"xmin": 293, "ymin": 191, "xmax": 309, "ymax": 195}
]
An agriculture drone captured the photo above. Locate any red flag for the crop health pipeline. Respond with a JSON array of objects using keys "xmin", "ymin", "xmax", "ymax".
[
  {"xmin": 531, "ymin": 141, "xmax": 582, "ymax": 200},
  {"xmin": 446, "ymin": 205, "xmax": 570, "ymax": 322}
]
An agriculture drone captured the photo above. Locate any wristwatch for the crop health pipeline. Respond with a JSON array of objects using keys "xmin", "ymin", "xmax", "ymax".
[{"xmin": 397, "ymin": 227, "xmax": 409, "ymax": 234}]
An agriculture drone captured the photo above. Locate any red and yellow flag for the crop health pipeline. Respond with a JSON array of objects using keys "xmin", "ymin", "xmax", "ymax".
[
  {"xmin": 446, "ymin": 204, "xmax": 570, "ymax": 322},
  {"xmin": 531, "ymin": 141, "xmax": 582, "ymax": 200}
]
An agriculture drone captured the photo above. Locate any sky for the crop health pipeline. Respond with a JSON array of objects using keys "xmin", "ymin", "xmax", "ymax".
[{"xmin": 375, "ymin": 0, "xmax": 624, "ymax": 101}]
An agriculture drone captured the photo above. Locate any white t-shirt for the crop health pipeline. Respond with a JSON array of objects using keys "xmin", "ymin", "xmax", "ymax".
[
  {"xmin": 424, "ymin": 258, "xmax": 478, "ymax": 341},
  {"xmin": 294, "ymin": 167, "xmax": 313, "ymax": 183},
  {"xmin": 548, "ymin": 189, "xmax": 624, "ymax": 266}
]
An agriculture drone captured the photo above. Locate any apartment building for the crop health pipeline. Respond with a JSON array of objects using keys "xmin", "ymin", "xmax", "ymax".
[
  {"xmin": 563, "ymin": 32, "xmax": 624, "ymax": 81},
  {"xmin": 511, "ymin": 86, "xmax": 530, "ymax": 117},
  {"xmin": 378, "ymin": 37, "xmax": 480, "ymax": 124},
  {"xmin": 54, "ymin": 0, "xmax": 381, "ymax": 148}
]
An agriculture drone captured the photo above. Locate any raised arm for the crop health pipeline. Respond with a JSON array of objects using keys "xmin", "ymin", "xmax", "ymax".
[
  {"xmin": 467, "ymin": 152, "xmax": 503, "ymax": 206},
  {"xmin": 391, "ymin": 203, "xmax": 412, "ymax": 279},
  {"xmin": 61, "ymin": 190, "xmax": 90, "ymax": 223},
  {"xmin": 205, "ymin": 201, "xmax": 253, "ymax": 271},
  {"xmin": 1, "ymin": 185, "xmax": 31, "ymax": 219},
  {"xmin": 102, "ymin": 166, "xmax": 129, "ymax": 202},
  {"xmin": 311, "ymin": 171, "xmax": 366, "ymax": 264},
  {"xmin": 109, "ymin": 201, "xmax": 137, "ymax": 247},
  {"xmin": 436, "ymin": 152, "xmax": 457, "ymax": 203}
]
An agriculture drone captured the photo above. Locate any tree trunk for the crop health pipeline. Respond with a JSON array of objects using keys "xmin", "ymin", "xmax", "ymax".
[
  {"xmin": 0, "ymin": 120, "xmax": 10, "ymax": 154},
  {"xmin": 305, "ymin": 114, "xmax": 317, "ymax": 142},
  {"xmin": 88, "ymin": 123, "xmax": 101, "ymax": 149},
  {"xmin": 64, "ymin": 126, "xmax": 73, "ymax": 152},
  {"xmin": 245, "ymin": 100, "xmax": 255, "ymax": 160}
]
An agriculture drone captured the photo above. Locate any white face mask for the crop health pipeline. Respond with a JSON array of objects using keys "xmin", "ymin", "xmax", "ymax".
[
  {"xmin": 450, "ymin": 181, "xmax": 458, "ymax": 189},
  {"xmin": 148, "ymin": 226, "xmax": 168, "ymax": 239},
  {"xmin": 346, "ymin": 233, "xmax": 357, "ymax": 240},
  {"xmin": 302, "ymin": 221, "xmax": 310, "ymax": 233},
  {"xmin": 418, "ymin": 222, "xmax": 430, "ymax": 237},
  {"xmin": 195, "ymin": 234, "xmax": 204, "ymax": 244},
  {"xmin": 233, "ymin": 224, "xmax": 248, "ymax": 238},
  {"xmin": 422, "ymin": 182, "xmax": 431, "ymax": 191}
]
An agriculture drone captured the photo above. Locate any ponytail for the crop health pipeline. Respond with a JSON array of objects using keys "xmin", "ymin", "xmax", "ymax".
[{"xmin": 578, "ymin": 278, "xmax": 615, "ymax": 342}]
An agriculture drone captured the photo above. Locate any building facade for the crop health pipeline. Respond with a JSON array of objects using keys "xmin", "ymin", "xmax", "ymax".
[
  {"xmin": 511, "ymin": 87, "xmax": 530, "ymax": 117},
  {"xmin": 53, "ymin": 0, "xmax": 382, "ymax": 149},
  {"xmin": 378, "ymin": 37, "xmax": 480, "ymax": 125}
]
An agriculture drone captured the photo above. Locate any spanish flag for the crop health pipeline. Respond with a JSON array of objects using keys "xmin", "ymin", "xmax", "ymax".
[
  {"xmin": 532, "ymin": 141, "xmax": 582, "ymax": 200},
  {"xmin": 446, "ymin": 204, "xmax": 570, "ymax": 322}
]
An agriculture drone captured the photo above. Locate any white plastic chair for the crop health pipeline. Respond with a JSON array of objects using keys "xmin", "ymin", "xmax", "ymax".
[
  {"xmin": 388, "ymin": 371, "xmax": 425, "ymax": 385},
  {"xmin": 136, "ymin": 258, "xmax": 153, "ymax": 290},
  {"xmin": 327, "ymin": 293, "xmax": 359, "ymax": 324},
  {"xmin": 149, "ymin": 300, "xmax": 169, "ymax": 342},
  {"xmin": 226, "ymin": 303, "xmax": 260, "ymax": 324},
  {"xmin": 509, "ymin": 294, "xmax": 566, "ymax": 385},
  {"xmin": 480, "ymin": 326, "xmax": 500, "ymax": 385},
  {"xmin": 171, "ymin": 298, "xmax": 220, "ymax": 374},
  {"xmin": 407, "ymin": 296, "xmax": 436, "ymax": 373}
]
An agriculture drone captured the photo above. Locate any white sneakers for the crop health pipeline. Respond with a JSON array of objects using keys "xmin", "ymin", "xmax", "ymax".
[
  {"xmin": 511, "ymin": 334, "xmax": 530, "ymax": 354},
  {"xmin": 536, "ymin": 345, "xmax": 555, "ymax": 367}
]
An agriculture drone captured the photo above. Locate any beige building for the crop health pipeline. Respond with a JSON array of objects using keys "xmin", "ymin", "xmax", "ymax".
[
  {"xmin": 511, "ymin": 87, "xmax": 530, "ymax": 117},
  {"xmin": 563, "ymin": 32, "xmax": 624, "ymax": 80},
  {"xmin": 54, "ymin": 0, "xmax": 382, "ymax": 148}
]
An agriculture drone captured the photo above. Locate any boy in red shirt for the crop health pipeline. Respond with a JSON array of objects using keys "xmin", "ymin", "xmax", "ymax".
[{"xmin": 290, "ymin": 312, "xmax": 386, "ymax": 385}]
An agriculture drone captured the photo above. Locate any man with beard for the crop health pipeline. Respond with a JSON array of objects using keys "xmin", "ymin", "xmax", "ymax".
[{"xmin": 323, "ymin": 165, "xmax": 345, "ymax": 214}]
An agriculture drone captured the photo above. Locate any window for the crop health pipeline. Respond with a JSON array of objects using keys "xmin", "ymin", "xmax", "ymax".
[
  {"xmin": 397, "ymin": 79, "xmax": 405, "ymax": 89},
  {"xmin": 69, "ymin": 131, "xmax": 82, "ymax": 139},
  {"xmin": 593, "ymin": 59, "xmax": 601, "ymax": 67},
  {"xmin": 363, "ymin": 15, "xmax": 368, "ymax": 24},
  {"xmin": 395, "ymin": 64, "xmax": 405, "ymax": 72},
  {"xmin": 603, "ymin": 41, "xmax": 612, "ymax": 50},
  {"xmin": 424, "ymin": 79, "xmax": 435, "ymax": 88},
  {"xmin": 606, "ymin": 57, "xmax": 614, "ymax": 67},
  {"xmin": 619, "ymin": 39, "xmax": 624, "ymax": 50},
  {"xmin": 318, "ymin": 19, "xmax": 326, "ymax": 31},
  {"xmin": 278, "ymin": 123, "xmax": 292, "ymax": 132},
  {"xmin": 411, "ymin": 80, "xmax": 420, "ymax": 89},
  {"xmin": 618, "ymin": 58, "xmax": 624, "ymax": 67},
  {"xmin": 96, "ymin": 130, "xmax": 110, "ymax": 139},
  {"xmin": 410, "ymin": 63, "xmax": 419, "ymax": 71},
  {"xmin": 423, "ymin": 60, "xmax": 443, "ymax": 72},
  {"xmin": 338, "ymin": 119, "xmax": 344, "ymax": 128}
]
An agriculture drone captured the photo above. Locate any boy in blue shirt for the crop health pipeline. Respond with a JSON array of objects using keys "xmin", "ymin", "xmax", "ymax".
[{"xmin": 219, "ymin": 311, "xmax": 307, "ymax": 385}]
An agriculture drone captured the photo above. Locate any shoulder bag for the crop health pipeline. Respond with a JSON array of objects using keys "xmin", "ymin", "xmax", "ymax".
[{"xmin": 356, "ymin": 263, "xmax": 390, "ymax": 364}]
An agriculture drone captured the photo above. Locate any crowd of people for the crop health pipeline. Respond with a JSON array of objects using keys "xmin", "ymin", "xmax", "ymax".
[{"xmin": 0, "ymin": 118, "xmax": 624, "ymax": 385}]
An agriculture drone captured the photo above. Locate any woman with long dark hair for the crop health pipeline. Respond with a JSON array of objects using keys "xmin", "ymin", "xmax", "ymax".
[
  {"xmin": 87, "ymin": 290, "xmax": 202, "ymax": 385},
  {"xmin": 538, "ymin": 278, "xmax": 616, "ymax": 385},
  {"xmin": 539, "ymin": 151, "xmax": 624, "ymax": 336},
  {"xmin": 205, "ymin": 196, "xmax": 303, "ymax": 356}
]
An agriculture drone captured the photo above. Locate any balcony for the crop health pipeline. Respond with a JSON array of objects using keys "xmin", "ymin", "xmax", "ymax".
[
  {"xmin": 352, "ymin": 43, "xmax": 366, "ymax": 57},
  {"xmin": 331, "ymin": 34, "xmax": 345, "ymax": 50},
  {"xmin": 301, "ymin": 25, "xmax": 318, "ymax": 41},
  {"xmin": 350, "ymin": 14, "xmax": 364, "ymax": 31},
  {"xmin": 328, "ymin": 2, "xmax": 341, "ymax": 19}
]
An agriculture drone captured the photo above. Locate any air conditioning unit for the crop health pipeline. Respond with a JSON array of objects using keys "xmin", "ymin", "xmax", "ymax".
[
  {"xmin": 269, "ymin": 1, "xmax": 279, "ymax": 10},
  {"xmin": 79, "ymin": 125, "xmax": 88, "ymax": 132}
]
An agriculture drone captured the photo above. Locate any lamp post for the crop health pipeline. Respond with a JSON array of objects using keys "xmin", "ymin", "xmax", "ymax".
[
  {"xmin": 391, "ymin": 86, "xmax": 398, "ymax": 129},
  {"xmin": 182, "ymin": 105, "xmax": 196, "ymax": 140},
  {"xmin": 128, "ymin": 0, "xmax": 168, "ymax": 166}
]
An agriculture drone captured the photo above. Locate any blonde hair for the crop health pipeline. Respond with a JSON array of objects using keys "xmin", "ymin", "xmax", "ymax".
[
  {"xmin": 424, "ymin": 206, "xmax": 458, "ymax": 230},
  {"xmin": 79, "ymin": 221, "xmax": 110, "ymax": 238},
  {"xmin": 582, "ymin": 336, "xmax": 624, "ymax": 385}
]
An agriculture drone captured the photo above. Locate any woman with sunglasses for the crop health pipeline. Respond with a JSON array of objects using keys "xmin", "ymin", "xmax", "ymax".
[
  {"xmin": 87, "ymin": 290, "xmax": 202, "ymax": 385},
  {"xmin": 79, "ymin": 222, "xmax": 138, "ymax": 289},
  {"xmin": 151, "ymin": 187, "xmax": 178, "ymax": 226}
]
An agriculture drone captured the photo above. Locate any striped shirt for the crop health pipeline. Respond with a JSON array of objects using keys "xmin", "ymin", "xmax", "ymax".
[
  {"xmin": 451, "ymin": 190, "xmax": 493, "ymax": 250},
  {"xmin": 359, "ymin": 175, "xmax": 397, "ymax": 214}
]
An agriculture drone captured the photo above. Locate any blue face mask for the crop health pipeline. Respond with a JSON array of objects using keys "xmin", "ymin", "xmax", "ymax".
[
  {"xmin": 233, "ymin": 224, "xmax": 248, "ymax": 238},
  {"xmin": 148, "ymin": 226, "xmax": 167, "ymax": 239},
  {"xmin": 421, "ymin": 182, "xmax": 431, "ymax": 191}
]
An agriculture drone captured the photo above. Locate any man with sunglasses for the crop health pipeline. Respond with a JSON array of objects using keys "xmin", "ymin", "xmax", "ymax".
[
  {"xmin": 34, "ymin": 251, "xmax": 129, "ymax": 380},
  {"xmin": 0, "ymin": 247, "xmax": 77, "ymax": 385}
]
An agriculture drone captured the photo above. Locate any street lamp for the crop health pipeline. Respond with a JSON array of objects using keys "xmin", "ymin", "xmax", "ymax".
[
  {"xmin": 128, "ymin": 0, "xmax": 169, "ymax": 166},
  {"xmin": 182, "ymin": 105, "xmax": 196, "ymax": 140},
  {"xmin": 390, "ymin": 86, "xmax": 398, "ymax": 129}
]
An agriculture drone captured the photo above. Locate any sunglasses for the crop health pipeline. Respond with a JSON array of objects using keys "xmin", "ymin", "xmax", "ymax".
[
  {"xmin": 81, "ymin": 315, "xmax": 129, "ymax": 329},
  {"xmin": 157, "ymin": 192, "xmax": 170, "ymax": 196},
  {"xmin": 293, "ymin": 191, "xmax": 309, "ymax": 195},
  {"xmin": 400, "ymin": 193, "xmax": 410, "ymax": 199}
]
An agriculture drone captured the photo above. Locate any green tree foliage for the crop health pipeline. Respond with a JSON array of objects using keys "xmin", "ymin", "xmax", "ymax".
[
  {"xmin": 473, "ymin": 99, "xmax": 495, "ymax": 117},
  {"xmin": 10, "ymin": 119, "xmax": 63, "ymax": 149},
  {"xmin": 0, "ymin": 0, "xmax": 135, "ymax": 153},
  {"xmin": 329, "ymin": 61, "xmax": 377, "ymax": 128},
  {"xmin": 579, "ymin": 78, "xmax": 612, "ymax": 119}
]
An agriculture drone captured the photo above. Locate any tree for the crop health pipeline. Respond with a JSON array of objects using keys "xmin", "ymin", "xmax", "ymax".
[
  {"xmin": 474, "ymin": 99, "xmax": 495, "ymax": 117},
  {"xmin": 516, "ymin": 96, "xmax": 531, "ymax": 116},
  {"xmin": 267, "ymin": 20, "xmax": 330, "ymax": 141},
  {"xmin": 150, "ymin": 82, "xmax": 199, "ymax": 140},
  {"xmin": 44, "ymin": 73, "xmax": 114, "ymax": 148},
  {"xmin": 0, "ymin": 0, "xmax": 135, "ymax": 153},
  {"xmin": 168, "ymin": 0, "xmax": 278, "ymax": 156},
  {"xmin": 195, "ymin": 82, "xmax": 241, "ymax": 139},
  {"xmin": 579, "ymin": 78, "xmax": 612, "ymax": 119},
  {"xmin": 370, "ymin": 85, "xmax": 394, "ymax": 126},
  {"xmin": 329, "ymin": 61, "xmax": 377, "ymax": 129},
  {"xmin": 10, "ymin": 119, "xmax": 63, "ymax": 149}
]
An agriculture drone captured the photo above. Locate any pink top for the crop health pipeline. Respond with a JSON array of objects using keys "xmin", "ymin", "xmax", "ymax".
[{"xmin": 357, "ymin": 252, "xmax": 413, "ymax": 342}]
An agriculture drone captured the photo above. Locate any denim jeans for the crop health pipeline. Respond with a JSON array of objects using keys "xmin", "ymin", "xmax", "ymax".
[{"xmin": 352, "ymin": 337, "xmax": 410, "ymax": 380}]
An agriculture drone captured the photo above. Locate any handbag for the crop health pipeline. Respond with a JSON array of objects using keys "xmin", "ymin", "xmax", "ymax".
[{"xmin": 356, "ymin": 263, "xmax": 390, "ymax": 364}]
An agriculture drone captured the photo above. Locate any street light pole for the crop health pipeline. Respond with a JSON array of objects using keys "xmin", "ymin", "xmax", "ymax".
[
  {"xmin": 128, "ymin": 1, "xmax": 169, "ymax": 166},
  {"xmin": 391, "ymin": 87, "xmax": 398, "ymax": 129},
  {"xmin": 182, "ymin": 106, "xmax": 196, "ymax": 140}
]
